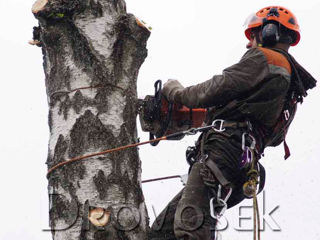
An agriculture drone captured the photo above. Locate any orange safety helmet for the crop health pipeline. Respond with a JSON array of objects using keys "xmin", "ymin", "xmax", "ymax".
[{"xmin": 244, "ymin": 6, "xmax": 300, "ymax": 46}]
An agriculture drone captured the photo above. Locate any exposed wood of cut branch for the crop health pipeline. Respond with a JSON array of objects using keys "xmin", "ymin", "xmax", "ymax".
[
  {"xmin": 28, "ymin": 40, "xmax": 41, "ymax": 46},
  {"xmin": 89, "ymin": 208, "xmax": 110, "ymax": 227},
  {"xmin": 32, "ymin": 0, "xmax": 48, "ymax": 14}
]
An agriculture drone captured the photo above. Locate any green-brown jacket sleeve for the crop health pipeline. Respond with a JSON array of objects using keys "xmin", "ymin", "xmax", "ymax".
[{"xmin": 162, "ymin": 48, "xmax": 270, "ymax": 108}]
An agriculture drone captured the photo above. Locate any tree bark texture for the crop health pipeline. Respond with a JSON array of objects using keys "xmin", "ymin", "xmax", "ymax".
[{"xmin": 32, "ymin": 0, "xmax": 150, "ymax": 239}]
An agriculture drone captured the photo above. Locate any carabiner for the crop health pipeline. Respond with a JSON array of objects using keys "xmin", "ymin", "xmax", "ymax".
[{"xmin": 242, "ymin": 132, "xmax": 256, "ymax": 151}]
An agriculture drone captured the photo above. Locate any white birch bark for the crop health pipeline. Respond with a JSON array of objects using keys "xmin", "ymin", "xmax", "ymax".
[{"xmin": 32, "ymin": 0, "xmax": 150, "ymax": 239}]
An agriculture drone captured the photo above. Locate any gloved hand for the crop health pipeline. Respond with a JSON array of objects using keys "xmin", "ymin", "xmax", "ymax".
[{"xmin": 161, "ymin": 79, "xmax": 184, "ymax": 102}]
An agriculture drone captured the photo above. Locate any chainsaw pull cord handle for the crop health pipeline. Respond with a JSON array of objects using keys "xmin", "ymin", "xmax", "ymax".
[{"xmin": 150, "ymin": 80, "xmax": 173, "ymax": 146}]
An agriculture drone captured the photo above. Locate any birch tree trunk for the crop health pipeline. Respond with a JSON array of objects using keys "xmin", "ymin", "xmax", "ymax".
[{"xmin": 32, "ymin": 0, "xmax": 150, "ymax": 239}]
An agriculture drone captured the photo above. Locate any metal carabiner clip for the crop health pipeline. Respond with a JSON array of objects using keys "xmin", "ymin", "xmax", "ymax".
[
  {"xmin": 242, "ymin": 132, "xmax": 256, "ymax": 151},
  {"xmin": 240, "ymin": 146, "xmax": 253, "ymax": 169},
  {"xmin": 210, "ymin": 185, "xmax": 232, "ymax": 219},
  {"xmin": 211, "ymin": 119, "xmax": 226, "ymax": 132}
]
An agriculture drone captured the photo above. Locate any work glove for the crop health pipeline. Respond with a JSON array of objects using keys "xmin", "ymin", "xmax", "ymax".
[{"xmin": 162, "ymin": 79, "xmax": 184, "ymax": 102}]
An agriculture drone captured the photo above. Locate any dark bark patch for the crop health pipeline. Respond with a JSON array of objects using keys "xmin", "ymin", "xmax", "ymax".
[
  {"xmin": 94, "ymin": 229, "xmax": 116, "ymax": 240},
  {"xmin": 93, "ymin": 170, "xmax": 108, "ymax": 200},
  {"xmin": 88, "ymin": 0, "xmax": 103, "ymax": 17},
  {"xmin": 50, "ymin": 134, "xmax": 68, "ymax": 167},
  {"xmin": 41, "ymin": 23, "xmax": 72, "ymax": 94},
  {"xmin": 58, "ymin": 95, "xmax": 71, "ymax": 119},
  {"xmin": 124, "ymin": 14, "xmax": 150, "ymax": 75},
  {"xmin": 79, "ymin": 200, "xmax": 90, "ymax": 240},
  {"xmin": 73, "ymin": 90, "xmax": 86, "ymax": 114},
  {"xmin": 48, "ymin": 109, "xmax": 53, "ymax": 131},
  {"xmin": 111, "ymin": 16, "xmax": 132, "ymax": 82},
  {"xmin": 49, "ymin": 193, "xmax": 78, "ymax": 228},
  {"xmin": 103, "ymin": 165, "xmax": 136, "ymax": 203},
  {"xmin": 59, "ymin": 169, "xmax": 81, "ymax": 202},
  {"xmin": 32, "ymin": 26, "xmax": 42, "ymax": 45},
  {"xmin": 122, "ymin": 97, "xmax": 138, "ymax": 140},
  {"xmin": 69, "ymin": 110, "xmax": 116, "ymax": 158},
  {"xmin": 117, "ymin": 230, "xmax": 130, "ymax": 240},
  {"xmin": 68, "ymin": 21, "xmax": 112, "ymax": 87},
  {"xmin": 95, "ymin": 88, "xmax": 111, "ymax": 114},
  {"xmin": 35, "ymin": 0, "xmax": 86, "ymax": 19}
]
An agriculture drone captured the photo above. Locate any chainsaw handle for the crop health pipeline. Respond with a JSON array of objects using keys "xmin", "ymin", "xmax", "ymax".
[
  {"xmin": 150, "ymin": 80, "xmax": 174, "ymax": 146},
  {"xmin": 149, "ymin": 80, "xmax": 162, "ymax": 146},
  {"xmin": 154, "ymin": 80, "xmax": 162, "ymax": 102}
]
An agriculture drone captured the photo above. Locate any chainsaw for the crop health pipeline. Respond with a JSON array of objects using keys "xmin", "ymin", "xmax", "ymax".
[{"xmin": 138, "ymin": 80, "xmax": 207, "ymax": 146}]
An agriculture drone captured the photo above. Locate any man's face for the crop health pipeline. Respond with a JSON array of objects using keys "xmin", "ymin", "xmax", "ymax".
[
  {"xmin": 246, "ymin": 31, "xmax": 260, "ymax": 49},
  {"xmin": 246, "ymin": 33, "xmax": 258, "ymax": 49}
]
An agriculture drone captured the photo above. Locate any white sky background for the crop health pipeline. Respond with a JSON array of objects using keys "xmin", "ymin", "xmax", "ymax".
[{"xmin": 0, "ymin": 0, "xmax": 319, "ymax": 240}]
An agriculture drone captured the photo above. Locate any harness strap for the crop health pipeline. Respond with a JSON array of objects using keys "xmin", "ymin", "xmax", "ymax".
[{"xmin": 204, "ymin": 157, "xmax": 231, "ymax": 188}]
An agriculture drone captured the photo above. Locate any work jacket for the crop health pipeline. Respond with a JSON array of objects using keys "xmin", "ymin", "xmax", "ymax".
[
  {"xmin": 162, "ymin": 47, "xmax": 295, "ymax": 149},
  {"xmin": 162, "ymin": 47, "xmax": 316, "ymax": 207}
]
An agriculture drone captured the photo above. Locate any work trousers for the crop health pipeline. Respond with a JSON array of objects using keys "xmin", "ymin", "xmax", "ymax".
[{"xmin": 149, "ymin": 128, "xmax": 250, "ymax": 240}]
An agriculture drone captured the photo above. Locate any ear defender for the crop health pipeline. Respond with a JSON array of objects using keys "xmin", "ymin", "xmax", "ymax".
[{"xmin": 261, "ymin": 22, "xmax": 280, "ymax": 47}]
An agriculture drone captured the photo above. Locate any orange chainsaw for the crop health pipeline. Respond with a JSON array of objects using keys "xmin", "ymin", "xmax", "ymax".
[{"xmin": 139, "ymin": 80, "xmax": 207, "ymax": 146}]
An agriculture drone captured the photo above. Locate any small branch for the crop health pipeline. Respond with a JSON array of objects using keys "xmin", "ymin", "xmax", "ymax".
[
  {"xmin": 28, "ymin": 39, "xmax": 42, "ymax": 47},
  {"xmin": 32, "ymin": 0, "xmax": 48, "ymax": 14}
]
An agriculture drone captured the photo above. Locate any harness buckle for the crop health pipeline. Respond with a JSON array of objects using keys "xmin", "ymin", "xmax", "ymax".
[{"xmin": 211, "ymin": 119, "xmax": 226, "ymax": 132}]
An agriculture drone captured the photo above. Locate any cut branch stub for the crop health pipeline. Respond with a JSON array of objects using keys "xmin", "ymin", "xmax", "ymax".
[
  {"xmin": 32, "ymin": 0, "xmax": 48, "ymax": 14},
  {"xmin": 28, "ymin": 39, "xmax": 42, "ymax": 47},
  {"xmin": 89, "ymin": 208, "xmax": 111, "ymax": 227},
  {"xmin": 135, "ymin": 17, "xmax": 152, "ymax": 32}
]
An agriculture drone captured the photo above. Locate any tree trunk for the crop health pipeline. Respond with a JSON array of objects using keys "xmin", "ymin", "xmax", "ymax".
[{"xmin": 32, "ymin": 0, "xmax": 150, "ymax": 239}]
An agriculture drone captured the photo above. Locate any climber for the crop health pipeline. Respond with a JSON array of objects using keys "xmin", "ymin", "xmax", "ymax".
[{"xmin": 149, "ymin": 6, "xmax": 316, "ymax": 240}]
